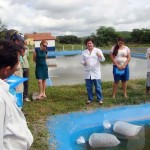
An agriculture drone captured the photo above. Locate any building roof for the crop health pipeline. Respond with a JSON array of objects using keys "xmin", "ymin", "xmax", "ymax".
[{"xmin": 25, "ymin": 32, "xmax": 56, "ymax": 41}]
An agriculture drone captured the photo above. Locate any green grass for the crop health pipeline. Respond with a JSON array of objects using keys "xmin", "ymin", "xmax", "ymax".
[{"xmin": 24, "ymin": 52, "xmax": 149, "ymax": 150}]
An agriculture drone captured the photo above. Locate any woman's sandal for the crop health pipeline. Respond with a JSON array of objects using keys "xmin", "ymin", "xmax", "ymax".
[
  {"xmin": 42, "ymin": 95, "xmax": 47, "ymax": 98},
  {"xmin": 36, "ymin": 95, "xmax": 43, "ymax": 100}
]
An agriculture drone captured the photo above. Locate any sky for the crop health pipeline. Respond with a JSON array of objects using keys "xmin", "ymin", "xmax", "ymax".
[{"xmin": 0, "ymin": 0, "xmax": 150, "ymax": 37}]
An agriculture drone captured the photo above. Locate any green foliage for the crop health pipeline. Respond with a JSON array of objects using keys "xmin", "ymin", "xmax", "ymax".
[
  {"xmin": 131, "ymin": 29, "xmax": 144, "ymax": 43},
  {"xmin": 131, "ymin": 28, "xmax": 150, "ymax": 44},
  {"xmin": 0, "ymin": 19, "xmax": 7, "ymax": 39},
  {"xmin": 91, "ymin": 27, "xmax": 150, "ymax": 46},
  {"xmin": 56, "ymin": 35, "xmax": 82, "ymax": 44},
  {"xmin": 142, "ymin": 29, "xmax": 150, "ymax": 43},
  {"xmin": 91, "ymin": 26, "xmax": 118, "ymax": 47},
  {"xmin": 117, "ymin": 31, "xmax": 132, "ymax": 42},
  {"xmin": 55, "ymin": 27, "xmax": 150, "ymax": 47}
]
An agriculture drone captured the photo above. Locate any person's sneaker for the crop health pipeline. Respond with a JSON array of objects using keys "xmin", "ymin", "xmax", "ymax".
[
  {"xmin": 24, "ymin": 98, "xmax": 31, "ymax": 102},
  {"xmin": 99, "ymin": 101, "xmax": 103, "ymax": 105},
  {"xmin": 86, "ymin": 100, "xmax": 91, "ymax": 104}
]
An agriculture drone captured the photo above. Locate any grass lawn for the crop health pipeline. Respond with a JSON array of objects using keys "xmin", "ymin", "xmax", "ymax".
[{"xmin": 24, "ymin": 52, "xmax": 149, "ymax": 150}]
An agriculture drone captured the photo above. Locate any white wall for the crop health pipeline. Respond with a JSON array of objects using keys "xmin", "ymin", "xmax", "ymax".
[{"xmin": 35, "ymin": 40, "xmax": 55, "ymax": 48}]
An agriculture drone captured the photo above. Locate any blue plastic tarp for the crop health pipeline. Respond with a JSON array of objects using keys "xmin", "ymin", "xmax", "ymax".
[{"xmin": 6, "ymin": 75, "xmax": 28, "ymax": 89}]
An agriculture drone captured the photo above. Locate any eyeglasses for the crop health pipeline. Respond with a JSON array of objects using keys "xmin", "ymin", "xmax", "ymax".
[{"xmin": 42, "ymin": 44, "xmax": 47, "ymax": 48}]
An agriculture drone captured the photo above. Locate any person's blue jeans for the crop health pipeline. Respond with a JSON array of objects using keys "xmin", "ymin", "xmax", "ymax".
[{"xmin": 85, "ymin": 79, "xmax": 103, "ymax": 102}]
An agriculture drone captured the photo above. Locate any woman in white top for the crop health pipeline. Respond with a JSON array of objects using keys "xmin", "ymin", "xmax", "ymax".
[
  {"xmin": 145, "ymin": 48, "xmax": 150, "ymax": 94},
  {"xmin": 110, "ymin": 37, "xmax": 131, "ymax": 98},
  {"xmin": 81, "ymin": 38, "xmax": 105, "ymax": 104}
]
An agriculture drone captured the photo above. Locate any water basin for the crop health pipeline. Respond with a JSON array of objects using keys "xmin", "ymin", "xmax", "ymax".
[
  {"xmin": 47, "ymin": 103, "xmax": 150, "ymax": 150},
  {"xmin": 48, "ymin": 55, "xmax": 146, "ymax": 86}
]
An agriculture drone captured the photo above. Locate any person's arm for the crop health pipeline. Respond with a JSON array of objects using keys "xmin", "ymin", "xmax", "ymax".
[
  {"xmin": 33, "ymin": 51, "xmax": 36, "ymax": 62},
  {"xmin": 26, "ymin": 46, "xmax": 29, "ymax": 57},
  {"xmin": 122, "ymin": 48, "xmax": 131, "ymax": 69},
  {"xmin": 97, "ymin": 50, "xmax": 105, "ymax": 62},
  {"xmin": 46, "ymin": 51, "xmax": 48, "ymax": 59},
  {"xmin": 110, "ymin": 53, "xmax": 122, "ymax": 69},
  {"xmin": 145, "ymin": 48, "xmax": 150, "ymax": 58},
  {"xmin": 80, "ymin": 51, "xmax": 87, "ymax": 65},
  {"xmin": 81, "ymin": 56, "xmax": 86, "ymax": 65},
  {"xmin": 0, "ymin": 100, "xmax": 5, "ymax": 149},
  {"xmin": 81, "ymin": 54, "xmax": 91, "ymax": 66}
]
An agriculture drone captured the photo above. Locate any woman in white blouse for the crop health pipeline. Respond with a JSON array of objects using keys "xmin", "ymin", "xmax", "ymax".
[
  {"xmin": 110, "ymin": 37, "xmax": 131, "ymax": 99},
  {"xmin": 81, "ymin": 38, "xmax": 105, "ymax": 105}
]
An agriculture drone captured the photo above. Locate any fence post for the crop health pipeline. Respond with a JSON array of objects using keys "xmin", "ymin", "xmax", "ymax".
[{"xmin": 72, "ymin": 45, "xmax": 74, "ymax": 50}]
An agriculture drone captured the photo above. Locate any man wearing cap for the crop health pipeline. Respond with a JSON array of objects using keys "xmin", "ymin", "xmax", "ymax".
[
  {"xmin": 5, "ymin": 29, "xmax": 31, "ymax": 102},
  {"xmin": 5, "ymin": 29, "xmax": 24, "ymax": 45}
]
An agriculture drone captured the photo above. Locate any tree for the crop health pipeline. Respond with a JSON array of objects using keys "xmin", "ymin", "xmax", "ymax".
[
  {"xmin": 56, "ymin": 35, "xmax": 81, "ymax": 44},
  {"xmin": 90, "ymin": 33, "xmax": 101, "ymax": 47},
  {"xmin": 141, "ymin": 28, "xmax": 150, "ymax": 44},
  {"xmin": 117, "ymin": 31, "xmax": 132, "ymax": 43},
  {"xmin": 0, "ymin": 19, "xmax": 7, "ymax": 39},
  {"xmin": 91, "ymin": 26, "xmax": 118, "ymax": 46},
  {"xmin": 131, "ymin": 29, "xmax": 143, "ymax": 43},
  {"xmin": 131, "ymin": 28, "xmax": 150, "ymax": 44}
]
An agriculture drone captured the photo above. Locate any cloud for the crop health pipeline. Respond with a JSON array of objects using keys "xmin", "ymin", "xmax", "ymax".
[{"xmin": 0, "ymin": 0, "xmax": 150, "ymax": 36}]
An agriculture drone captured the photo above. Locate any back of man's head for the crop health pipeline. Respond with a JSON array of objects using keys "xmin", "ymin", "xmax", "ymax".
[
  {"xmin": 5, "ymin": 29, "xmax": 24, "ymax": 44},
  {"xmin": 0, "ymin": 39, "xmax": 20, "ymax": 70}
]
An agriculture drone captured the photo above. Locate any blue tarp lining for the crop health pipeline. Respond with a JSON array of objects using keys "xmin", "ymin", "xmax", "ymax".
[
  {"xmin": 47, "ymin": 50, "xmax": 146, "ymax": 59},
  {"xmin": 7, "ymin": 75, "xmax": 28, "ymax": 89},
  {"xmin": 47, "ymin": 50, "xmax": 82, "ymax": 57},
  {"xmin": 35, "ymin": 47, "xmax": 55, "ymax": 51},
  {"xmin": 47, "ymin": 103, "xmax": 150, "ymax": 150}
]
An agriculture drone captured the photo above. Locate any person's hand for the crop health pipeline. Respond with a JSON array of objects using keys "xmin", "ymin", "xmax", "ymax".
[
  {"xmin": 96, "ymin": 52, "xmax": 102, "ymax": 58},
  {"xmin": 117, "ymin": 65, "xmax": 122, "ymax": 70},
  {"xmin": 121, "ymin": 65, "xmax": 126, "ymax": 69},
  {"xmin": 84, "ymin": 61, "xmax": 88, "ymax": 66},
  {"xmin": 3, "ymin": 79, "xmax": 7, "ymax": 82}
]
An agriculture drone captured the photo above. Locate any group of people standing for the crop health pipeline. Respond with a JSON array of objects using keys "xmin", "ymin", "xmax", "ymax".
[
  {"xmin": 0, "ymin": 27, "xmax": 149, "ymax": 149},
  {"xmin": 33, "ymin": 36, "xmax": 132, "ymax": 105},
  {"xmin": 6, "ymin": 30, "xmax": 49, "ymax": 102},
  {"xmin": 81, "ymin": 37, "xmax": 131, "ymax": 105},
  {"xmin": 0, "ymin": 30, "xmax": 50, "ymax": 149},
  {"xmin": 4, "ymin": 31, "xmax": 132, "ymax": 106},
  {"xmin": 33, "ymin": 37, "xmax": 131, "ymax": 105},
  {"xmin": 82, "ymin": 37, "xmax": 150, "ymax": 105}
]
